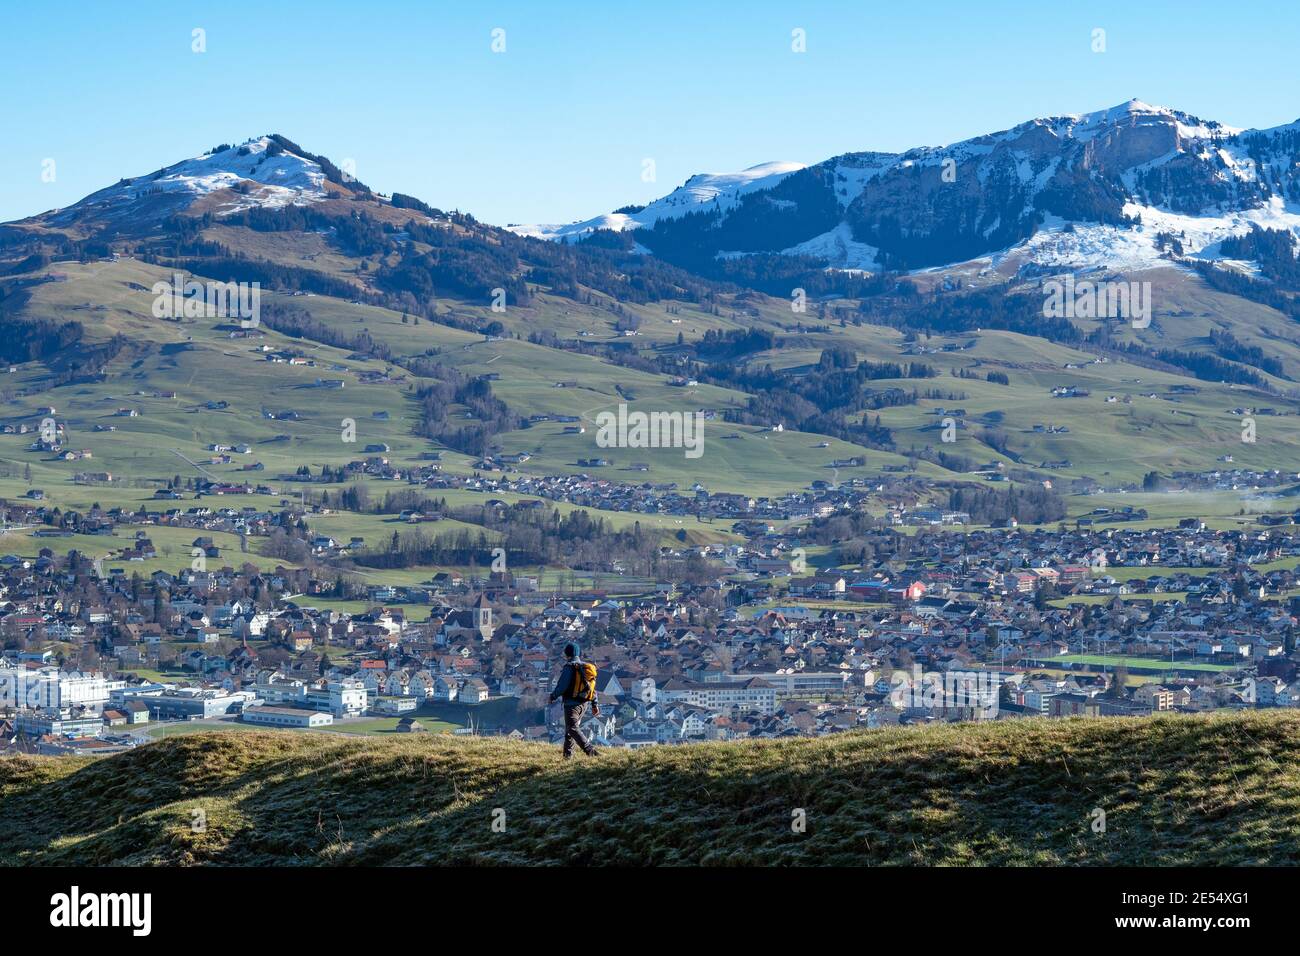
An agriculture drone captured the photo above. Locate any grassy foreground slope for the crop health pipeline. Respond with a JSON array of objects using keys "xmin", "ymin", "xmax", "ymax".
[{"xmin": 3, "ymin": 712, "xmax": 1299, "ymax": 866}]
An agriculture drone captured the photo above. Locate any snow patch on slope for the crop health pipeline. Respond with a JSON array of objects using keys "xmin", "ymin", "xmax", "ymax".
[
  {"xmin": 781, "ymin": 223, "xmax": 881, "ymax": 271},
  {"xmin": 991, "ymin": 198, "xmax": 1300, "ymax": 273},
  {"xmin": 824, "ymin": 152, "xmax": 900, "ymax": 208}
]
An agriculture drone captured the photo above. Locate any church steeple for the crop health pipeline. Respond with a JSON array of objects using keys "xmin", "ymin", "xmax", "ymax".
[{"xmin": 474, "ymin": 594, "xmax": 493, "ymax": 639}]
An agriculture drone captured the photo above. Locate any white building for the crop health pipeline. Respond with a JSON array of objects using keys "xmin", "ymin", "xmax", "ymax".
[
  {"xmin": 0, "ymin": 667, "xmax": 121, "ymax": 710},
  {"xmin": 720, "ymin": 670, "xmax": 855, "ymax": 699},
  {"xmin": 254, "ymin": 678, "xmax": 368, "ymax": 718},
  {"xmin": 321, "ymin": 679, "xmax": 368, "ymax": 717},
  {"xmin": 242, "ymin": 706, "xmax": 333, "ymax": 728},
  {"xmin": 658, "ymin": 677, "xmax": 777, "ymax": 716}
]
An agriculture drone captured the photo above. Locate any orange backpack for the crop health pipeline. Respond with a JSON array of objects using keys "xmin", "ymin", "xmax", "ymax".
[{"xmin": 570, "ymin": 662, "xmax": 598, "ymax": 702}]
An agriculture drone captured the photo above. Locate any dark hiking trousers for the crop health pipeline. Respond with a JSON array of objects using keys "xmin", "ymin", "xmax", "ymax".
[{"xmin": 563, "ymin": 702, "xmax": 596, "ymax": 758}]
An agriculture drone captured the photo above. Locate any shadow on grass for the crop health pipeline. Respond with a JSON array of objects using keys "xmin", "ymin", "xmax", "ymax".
[{"xmin": 5, "ymin": 713, "xmax": 1300, "ymax": 866}]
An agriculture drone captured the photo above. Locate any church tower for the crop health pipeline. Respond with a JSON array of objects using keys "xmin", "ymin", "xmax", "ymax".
[{"xmin": 474, "ymin": 594, "xmax": 493, "ymax": 640}]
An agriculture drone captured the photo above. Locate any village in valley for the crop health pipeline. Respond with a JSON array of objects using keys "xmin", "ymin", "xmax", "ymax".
[
  {"xmin": 5, "ymin": 459, "xmax": 1300, "ymax": 756},
  {"xmin": 10, "ymin": 0, "xmax": 1300, "ymax": 894}
]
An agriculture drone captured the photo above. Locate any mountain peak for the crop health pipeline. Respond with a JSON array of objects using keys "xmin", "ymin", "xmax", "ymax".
[
  {"xmin": 1108, "ymin": 97, "xmax": 1163, "ymax": 116},
  {"xmin": 144, "ymin": 135, "xmax": 329, "ymax": 203},
  {"xmin": 1054, "ymin": 99, "xmax": 1243, "ymax": 140},
  {"xmin": 19, "ymin": 134, "xmax": 361, "ymax": 236}
]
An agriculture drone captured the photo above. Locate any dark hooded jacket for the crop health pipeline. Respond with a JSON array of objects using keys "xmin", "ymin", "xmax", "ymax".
[{"xmin": 550, "ymin": 658, "xmax": 598, "ymax": 709}]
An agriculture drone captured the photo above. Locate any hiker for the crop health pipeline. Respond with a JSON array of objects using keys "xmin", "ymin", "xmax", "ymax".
[{"xmin": 549, "ymin": 642, "xmax": 600, "ymax": 758}]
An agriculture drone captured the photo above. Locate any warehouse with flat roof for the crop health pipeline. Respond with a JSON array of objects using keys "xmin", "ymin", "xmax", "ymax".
[{"xmin": 241, "ymin": 705, "xmax": 333, "ymax": 729}]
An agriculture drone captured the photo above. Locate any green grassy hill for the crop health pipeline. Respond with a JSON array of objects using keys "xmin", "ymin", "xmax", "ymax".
[
  {"xmin": 6, "ymin": 157, "xmax": 1300, "ymax": 575},
  {"xmin": 7, "ymin": 204, "xmax": 1300, "ymax": 515},
  {"xmin": 4, "ymin": 711, "xmax": 1300, "ymax": 866}
]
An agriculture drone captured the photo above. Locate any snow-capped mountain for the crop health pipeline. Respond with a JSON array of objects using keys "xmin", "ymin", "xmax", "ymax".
[
  {"xmin": 512, "ymin": 100, "xmax": 1300, "ymax": 277},
  {"xmin": 27, "ymin": 135, "xmax": 354, "ymax": 236},
  {"xmin": 509, "ymin": 161, "xmax": 807, "ymax": 241},
  {"xmin": 100, "ymin": 136, "xmax": 327, "ymax": 206}
]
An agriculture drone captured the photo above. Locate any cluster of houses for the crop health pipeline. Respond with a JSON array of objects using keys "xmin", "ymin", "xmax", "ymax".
[
  {"xmin": 260, "ymin": 449, "xmax": 930, "ymax": 523},
  {"xmin": 3, "ymin": 499, "xmax": 297, "ymax": 542},
  {"xmin": 5, "ymin": 506, "xmax": 1300, "ymax": 756}
]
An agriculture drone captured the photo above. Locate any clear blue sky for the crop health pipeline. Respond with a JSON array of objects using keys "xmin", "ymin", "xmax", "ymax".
[{"xmin": 3, "ymin": 0, "xmax": 1296, "ymax": 227}]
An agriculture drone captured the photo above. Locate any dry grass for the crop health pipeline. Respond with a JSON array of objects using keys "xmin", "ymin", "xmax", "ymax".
[{"xmin": 3, "ymin": 711, "xmax": 1300, "ymax": 866}]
